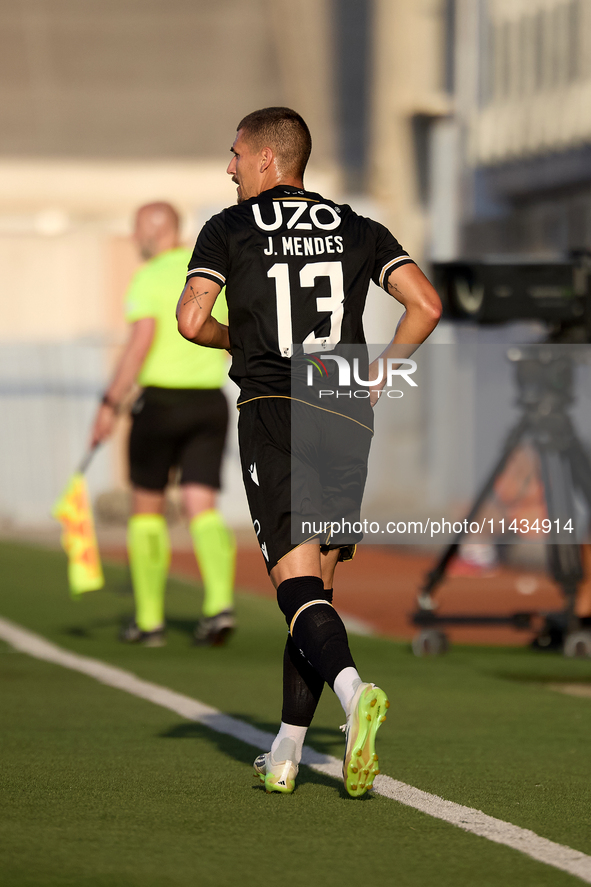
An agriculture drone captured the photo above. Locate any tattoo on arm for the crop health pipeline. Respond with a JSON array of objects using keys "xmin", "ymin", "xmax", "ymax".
[
  {"xmin": 183, "ymin": 285, "xmax": 209, "ymax": 308},
  {"xmin": 388, "ymin": 279, "xmax": 404, "ymax": 298}
]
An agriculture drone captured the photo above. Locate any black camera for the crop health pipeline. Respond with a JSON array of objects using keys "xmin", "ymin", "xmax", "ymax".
[{"xmin": 433, "ymin": 255, "xmax": 591, "ymax": 340}]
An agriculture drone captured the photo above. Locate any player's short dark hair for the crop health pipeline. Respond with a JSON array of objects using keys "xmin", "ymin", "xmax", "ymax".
[{"xmin": 237, "ymin": 107, "xmax": 312, "ymax": 178}]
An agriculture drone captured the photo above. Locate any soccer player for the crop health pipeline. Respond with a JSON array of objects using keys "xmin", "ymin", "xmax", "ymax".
[
  {"xmin": 177, "ymin": 109, "xmax": 441, "ymax": 796},
  {"xmin": 90, "ymin": 202, "xmax": 236, "ymax": 647}
]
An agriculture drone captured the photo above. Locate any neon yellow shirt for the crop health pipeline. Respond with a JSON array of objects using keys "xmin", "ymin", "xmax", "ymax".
[{"xmin": 124, "ymin": 247, "xmax": 228, "ymax": 389}]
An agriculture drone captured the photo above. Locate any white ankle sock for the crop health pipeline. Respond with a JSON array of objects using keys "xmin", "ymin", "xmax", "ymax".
[
  {"xmin": 333, "ymin": 667, "xmax": 363, "ymax": 715},
  {"xmin": 271, "ymin": 722, "xmax": 308, "ymax": 763}
]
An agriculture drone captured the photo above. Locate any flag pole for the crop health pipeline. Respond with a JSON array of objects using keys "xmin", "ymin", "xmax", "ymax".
[{"xmin": 77, "ymin": 443, "xmax": 100, "ymax": 475}]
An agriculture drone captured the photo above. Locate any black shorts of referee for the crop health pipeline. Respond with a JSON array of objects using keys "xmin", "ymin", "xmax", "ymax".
[{"xmin": 129, "ymin": 386, "xmax": 228, "ymax": 491}]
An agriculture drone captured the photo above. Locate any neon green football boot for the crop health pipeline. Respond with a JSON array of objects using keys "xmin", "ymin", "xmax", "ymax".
[
  {"xmin": 342, "ymin": 682, "xmax": 389, "ymax": 797},
  {"xmin": 253, "ymin": 739, "xmax": 298, "ymax": 794}
]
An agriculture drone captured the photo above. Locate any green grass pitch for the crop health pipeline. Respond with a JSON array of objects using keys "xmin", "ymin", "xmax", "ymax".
[{"xmin": 1, "ymin": 540, "xmax": 590, "ymax": 886}]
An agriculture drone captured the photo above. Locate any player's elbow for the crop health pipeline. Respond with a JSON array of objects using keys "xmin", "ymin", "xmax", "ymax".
[
  {"xmin": 419, "ymin": 286, "xmax": 442, "ymax": 330},
  {"xmin": 426, "ymin": 294, "xmax": 443, "ymax": 327},
  {"xmin": 177, "ymin": 313, "xmax": 203, "ymax": 343}
]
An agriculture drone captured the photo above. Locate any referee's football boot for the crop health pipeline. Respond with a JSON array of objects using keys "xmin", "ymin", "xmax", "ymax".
[
  {"xmin": 119, "ymin": 620, "xmax": 166, "ymax": 647},
  {"xmin": 193, "ymin": 609, "xmax": 235, "ymax": 646},
  {"xmin": 342, "ymin": 682, "xmax": 389, "ymax": 797},
  {"xmin": 253, "ymin": 739, "xmax": 298, "ymax": 794}
]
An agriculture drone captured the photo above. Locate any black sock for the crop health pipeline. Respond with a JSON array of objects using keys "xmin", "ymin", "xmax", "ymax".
[
  {"xmin": 281, "ymin": 634, "xmax": 324, "ymax": 727},
  {"xmin": 280, "ymin": 586, "xmax": 335, "ymax": 727},
  {"xmin": 277, "ymin": 576, "xmax": 356, "ymax": 689}
]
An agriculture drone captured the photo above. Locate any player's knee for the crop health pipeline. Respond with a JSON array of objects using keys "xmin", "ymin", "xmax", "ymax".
[{"xmin": 276, "ymin": 576, "xmax": 330, "ymax": 625}]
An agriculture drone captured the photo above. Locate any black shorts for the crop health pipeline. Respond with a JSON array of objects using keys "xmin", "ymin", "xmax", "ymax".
[
  {"xmin": 129, "ymin": 387, "xmax": 228, "ymax": 491},
  {"xmin": 238, "ymin": 397, "xmax": 372, "ymax": 572}
]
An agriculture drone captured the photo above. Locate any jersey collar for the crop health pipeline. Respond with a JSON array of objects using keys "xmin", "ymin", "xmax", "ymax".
[{"xmin": 261, "ymin": 185, "xmax": 307, "ymax": 199}]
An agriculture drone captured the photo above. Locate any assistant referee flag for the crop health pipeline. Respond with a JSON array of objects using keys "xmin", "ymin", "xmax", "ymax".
[{"xmin": 52, "ymin": 472, "xmax": 104, "ymax": 596}]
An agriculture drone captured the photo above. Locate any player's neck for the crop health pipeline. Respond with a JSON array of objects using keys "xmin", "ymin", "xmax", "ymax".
[
  {"xmin": 258, "ymin": 177, "xmax": 304, "ymax": 197},
  {"xmin": 277, "ymin": 179, "xmax": 304, "ymax": 190}
]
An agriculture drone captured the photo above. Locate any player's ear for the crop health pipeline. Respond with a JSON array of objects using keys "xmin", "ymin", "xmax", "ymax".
[{"xmin": 260, "ymin": 147, "xmax": 274, "ymax": 172}]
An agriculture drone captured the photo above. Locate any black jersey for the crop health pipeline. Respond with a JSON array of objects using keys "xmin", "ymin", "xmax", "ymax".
[{"xmin": 186, "ymin": 184, "xmax": 414, "ymax": 400}]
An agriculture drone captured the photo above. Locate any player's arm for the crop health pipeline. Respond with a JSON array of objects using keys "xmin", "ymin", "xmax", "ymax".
[
  {"xmin": 90, "ymin": 317, "xmax": 155, "ymax": 446},
  {"xmin": 386, "ymin": 262, "xmax": 441, "ymax": 346},
  {"xmin": 176, "ymin": 277, "xmax": 229, "ymax": 350},
  {"xmin": 369, "ymin": 263, "xmax": 441, "ymax": 405}
]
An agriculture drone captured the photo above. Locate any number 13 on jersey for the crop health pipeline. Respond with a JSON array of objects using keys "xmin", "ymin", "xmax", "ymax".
[{"xmin": 267, "ymin": 261, "xmax": 345, "ymax": 358}]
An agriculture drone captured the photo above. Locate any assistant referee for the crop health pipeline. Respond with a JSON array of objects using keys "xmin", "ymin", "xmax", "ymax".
[{"xmin": 91, "ymin": 202, "xmax": 235, "ymax": 646}]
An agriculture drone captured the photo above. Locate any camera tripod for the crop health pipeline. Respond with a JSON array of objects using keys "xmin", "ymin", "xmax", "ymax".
[{"xmin": 412, "ymin": 346, "xmax": 591, "ymax": 656}]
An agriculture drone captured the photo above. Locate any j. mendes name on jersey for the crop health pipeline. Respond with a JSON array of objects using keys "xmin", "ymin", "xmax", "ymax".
[{"xmin": 263, "ymin": 234, "xmax": 344, "ymax": 258}]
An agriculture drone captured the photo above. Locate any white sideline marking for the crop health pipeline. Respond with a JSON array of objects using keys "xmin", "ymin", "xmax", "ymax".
[
  {"xmin": 1, "ymin": 615, "xmax": 590, "ymax": 884},
  {"xmin": 548, "ymin": 683, "xmax": 591, "ymax": 699}
]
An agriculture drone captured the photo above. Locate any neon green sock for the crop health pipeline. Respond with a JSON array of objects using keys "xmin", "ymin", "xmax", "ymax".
[
  {"xmin": 127, "ymin": 514, "xmax": 170, "ymax": 631},
  {"xmin": 190, "ymin": 509, "xmax": 236, "ymax": 617}
]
